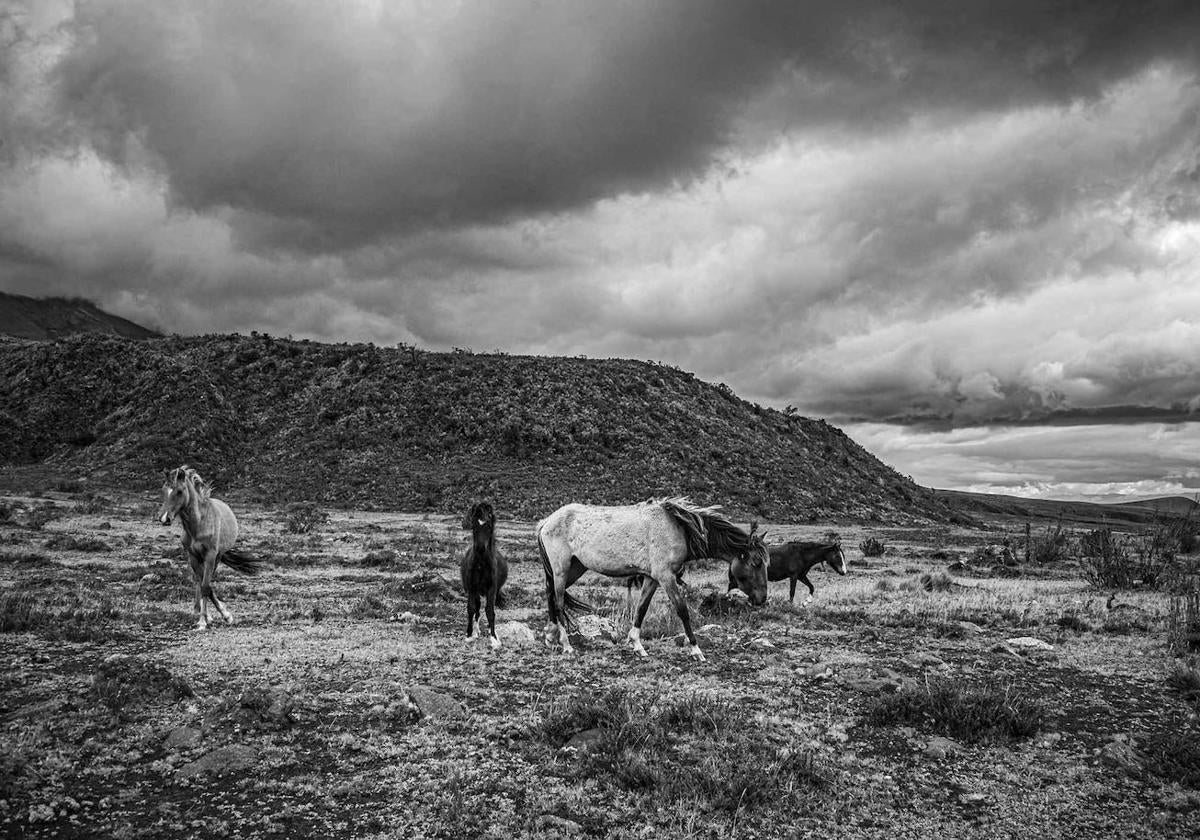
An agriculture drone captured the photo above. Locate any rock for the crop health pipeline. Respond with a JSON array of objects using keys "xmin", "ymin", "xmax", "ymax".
[
  {"xmin": 699, "ymin": 623, "xmax": 723, "ymax": 633},
  {"xmin": 389, "ymin": 611, "xmax": 419, "ymax": 623},
  {"xmin": 726, "ymin": 589, "xmax": 749, "ymax": 601},
  {"xmin": 843, "ymin": 676, "xmax": 901, "ymax": 695},
  {"xmin": 536, "ymin": 814, "xmax": 583, "ymax": 834},
  {"xmin": 750, "ymin": 637, "xmax": 775, "ymax": 649},
  {"xmin": 1036, "ymin": 732, "xmax": 1063, "ymax": 749},
  {"xmin": 163, "ymin": 727, "xmax": 202, "ymax": 750},
  {"xmin": 140, "ymin": 573, "xmax": 159, "ymax": 584},
  {"xmin": 805, "ymin": 661, "xmax": 835, "ymax": 679},
  {"xmin": 1006, "ymin": 636, "xmax": 1054, "ymax": 651},
  {"xmin": 956, "ymin": 621, "xmax": 984, "ymax": 636},
  {"xmin": 406, "ymin": 686, "xmax": 465, "ymax": 721},
  {"xmin": 494, "ymin": 621, "xmax": 538, "ymax": 645},
  {"xmin": 563, "ymin": 728, "xmax": 605, "ymax": 754},
  {"xmin": 573, "ymin": 614, "xmax": 620, "ymax": 642},
  {"xmin": 176, "ymin": 745, "xmax": 258, "ymax": 779},
  {"xmin": 904, "ymin": 651, "xmax": 946, "ymax": 668},
  {"xmin": 924, "ymin": 736, "xmax": 966, "ymax": 759},
  {"xmin": 1100, "ymin": 740, "xmax": 1142, "ymax": 777}
]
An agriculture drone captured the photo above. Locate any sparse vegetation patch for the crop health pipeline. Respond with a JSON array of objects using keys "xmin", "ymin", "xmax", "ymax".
[{"xmin": 864, "ymin": 678, "xmax": 1045, "ymax": 742}]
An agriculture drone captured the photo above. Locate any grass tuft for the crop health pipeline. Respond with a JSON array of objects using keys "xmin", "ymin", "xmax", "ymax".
[
  {"xmin": 536, "ymin": 688, "xmax": 832, "ymax": 813},
  {"xmin": 864, "ymin": 678, "xmax": 1044, "ymax": 742}
]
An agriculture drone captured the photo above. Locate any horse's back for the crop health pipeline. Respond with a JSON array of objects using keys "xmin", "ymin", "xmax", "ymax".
[
  {"xmin": 767, "ymin": 541, "xmax": 822, "ymax": 581},
  {"xmin": 539, "ymin": 501, "xmax": 685, "ymax": 575}
]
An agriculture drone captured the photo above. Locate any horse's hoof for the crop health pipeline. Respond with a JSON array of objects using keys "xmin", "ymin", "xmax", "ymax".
[
  {"xmin": 688, "ymin": 645, "xmax": 706, "ymax": 662},
  {"xmin": 489, "ymin": 636, "xmax": 501, "ymax": 651}
]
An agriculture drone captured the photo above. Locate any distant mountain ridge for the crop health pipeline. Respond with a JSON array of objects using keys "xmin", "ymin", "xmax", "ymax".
[
  {"xmin": 0, "ymin": 332, "xmax": 962, "ymax": 523},
  {"xmin": 934, "ymin": 489, "xmax": 1199, "ymax": 528},
  {"xmin": 0, "ymin": 292, "xmax": 159, "ymax": 341}
]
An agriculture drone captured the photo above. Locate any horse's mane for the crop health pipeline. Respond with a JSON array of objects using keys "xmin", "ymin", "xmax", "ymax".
[
  {"xmin": 173, "ymin": 464, "xmax": 212, "ymax": 500},
  {"xmin": 655, "ymin": 497, "xmax": 756, "ymax": 561}
]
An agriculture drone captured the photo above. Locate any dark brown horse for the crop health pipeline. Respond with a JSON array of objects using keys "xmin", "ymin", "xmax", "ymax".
[
  {"xmin": 751, "ymin": 541, "xmax": 847, "ymax": 604},
  {"xmin": 460, "ymin": 501, "xmax": 508, "ymax": 649}
]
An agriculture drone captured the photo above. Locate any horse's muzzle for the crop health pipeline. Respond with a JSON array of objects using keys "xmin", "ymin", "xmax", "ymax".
[{"xmin": 158, "ymin": 512, "xmax": 172, "ymax": 525}]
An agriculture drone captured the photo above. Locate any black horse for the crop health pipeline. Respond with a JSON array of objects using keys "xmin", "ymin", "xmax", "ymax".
[
  {"xmin": 727, "ymin": 540, "xmax": 847, "ymax": 604},
  {"xmin": 460, "ymin": 501, "xmax": 508, "ymax": 649}
]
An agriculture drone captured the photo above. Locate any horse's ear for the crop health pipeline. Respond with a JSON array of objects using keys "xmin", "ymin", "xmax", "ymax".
[
  {"xmin": 759, "ymin": 529, "xmax": 769, "ymax": 541},
  {"xmin": 749, "ymin": 521, "xmax": 758, "ymax": 535}
]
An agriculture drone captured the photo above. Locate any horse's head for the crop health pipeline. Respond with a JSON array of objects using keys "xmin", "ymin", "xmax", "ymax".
[
  {"xmin": 463, "ymin": 501, "xmax": 496, "ymax": 541},
  {"xmin": 157, "ymin": 466, "xmax": 190, "ymax": 525},
  {"xmin": 827, "ymin": 544, "xmax": 848, "ymax": 576},
  {"xmin": 729, "ymin": 522, "xmax": 769, "ymax": 606}
]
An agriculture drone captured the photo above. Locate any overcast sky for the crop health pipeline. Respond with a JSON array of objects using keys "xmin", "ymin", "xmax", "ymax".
[{"xmin": 2, "ymin": 1, "xmax": 1199, "ymax": 501}]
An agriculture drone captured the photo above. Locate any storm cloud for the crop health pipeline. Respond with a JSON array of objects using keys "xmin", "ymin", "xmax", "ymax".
[{"xmin": 2, "ymin": 0, "xmax": 1199, "ymax": 496}]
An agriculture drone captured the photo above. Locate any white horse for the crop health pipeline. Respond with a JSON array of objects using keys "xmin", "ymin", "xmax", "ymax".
[
  {"xmin": 157, "ymin": 465, "xmax": 263, "ymax": 630},
  {"xmin": 537, "ymin": 498, "xmax": 768, "ymax": 661}
]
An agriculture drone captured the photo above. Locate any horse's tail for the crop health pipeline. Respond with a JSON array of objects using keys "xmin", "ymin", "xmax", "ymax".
[
  {"xmin": 660, "ymin": 498, "xmax": 709, "ymax": 562},
  {"xmin": 221, "ymin": 548, "xmax": 266, "ymax": 576},
  {"xmin": 537, "ymin": 529, "xmax": 591, "ymax": 628}
]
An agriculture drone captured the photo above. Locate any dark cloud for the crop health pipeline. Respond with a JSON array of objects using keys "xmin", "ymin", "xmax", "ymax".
[{"xmin": 4, "ymin": 0, "xmax": 1186, "ymax": 249}]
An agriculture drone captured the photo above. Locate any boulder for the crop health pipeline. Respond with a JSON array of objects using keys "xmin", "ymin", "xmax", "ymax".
[
  {"xmin": 924, "ymin": 736, "xmax": 966, "ymax": 759},
  {"xmin": 406, "ymin": 686, "xmax": 465, "ymax": 721},
  {"xmin": 494, "ymin": 621, "xmax": 538, "ymax": 646},
  {"xmin": 176, "ymin": 744, "xmax": 258, "ymax": 779},
  {"xmin": 163, "ymin": 726, "xmax": 202, "ymax": 750},
  {"xmin": 1006, "ymin": 636, "xmax": 1054, "ymax": 651}
]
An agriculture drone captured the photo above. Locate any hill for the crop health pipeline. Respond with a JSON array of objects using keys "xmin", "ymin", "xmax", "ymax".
[
  {"xmin": 0, "ymin": 292, "xmax": 160, "ymax": 341},
  {"xmin": 934, "ymin": 488, "xmax": 1199, "ymax": 529},
  {"xmin": 0, "ymin": 332, "xmax": 960, "ymax": 523}
]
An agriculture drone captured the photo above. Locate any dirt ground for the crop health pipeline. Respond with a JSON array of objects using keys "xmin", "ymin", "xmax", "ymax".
[{"xmin": 1, "ymin": 488, "xmax": 1197, "ymax": 839}]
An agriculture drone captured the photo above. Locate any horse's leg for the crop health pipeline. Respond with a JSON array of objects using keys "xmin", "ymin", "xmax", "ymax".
[
  {"xmin": 188, "ymin": 552, "xmax": 206, "ymax": 630},
  {"xmin": 198, "ymin": 549, "xmax": 221, "ymax": 630},
  {"xmin": 207, "ymin": 554, "xmax": 235, "ymax": 624},
  {"xmin": 789, "ymin": 576, "xmax": 797, "ymax": 603},
  {"xmin": 485, "ymin": 586, "xmax": 500, "ymax": 650},
  {"xmin": 661, "ymin": 577, "xmax": 704, "ymax": 662},
  {"xmin": 800, "ymin": 573, "xmax": 815, "ymax": 605},
  {"xmin": 628, "ymin": 577, "xmax": 659, "ymax": 657},
  {"xmin": 466, "ymin": 591, "xmax": 481, "ymax": 639}
]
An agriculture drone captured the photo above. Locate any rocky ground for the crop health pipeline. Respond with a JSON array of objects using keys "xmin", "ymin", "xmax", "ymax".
[{"xmin": 1, "ymin": 487, "xmax": 1197, "ymax": 839}]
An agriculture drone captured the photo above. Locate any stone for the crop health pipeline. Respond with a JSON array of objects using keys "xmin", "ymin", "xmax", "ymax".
[
  {"xmin": 956, "ymin": 621, "xmax": 984, "ymax": 636},
  {"xmin": 494, "ymin": 621, "xmax": 538, "ymax": 645},
  {"xmin": 175, "ymin": 745, "xmax": 258, "ymax": 779},
  {"xmin": 751, "ymin": 637, "xmax": 775, "ymax": 649},
  {"xmin": 163, "ymin": 727, "xmax": 202, "ymax": 750},
  {"xmin": 572, "ymin": 614, "xmax": 620, "ymax": 642},
  {"xmin": 563, "ymin": 728, "xmax": 605, "ymax": 754},
  {"xmin": 536, "ymin": 814, "xmax": 583, "ymax": 834},
  {"xmin": 843, "ymin": 676, "xmax": 900, "ymax": 695},
  {"xmin": 1006, "ymin": 636, "xmax": 1054, "ymax": 651},
  {"xmin": 904, "ymin": 651, "xmax": 946, "ymax": 668},
  {"xmin": 406, "ymin": 686, "xmax": 465, "ymax": 721},
  {"xmin": 924, "ymin": 736, "xmax": 966, "ymax": 759},
  {"xmin": 805, "ymin": 661, "xmax": 835, "ymax": 679},
  {"xmin": 1100, "ymin": 740, "xmax": 1142, "ymax": 777}
]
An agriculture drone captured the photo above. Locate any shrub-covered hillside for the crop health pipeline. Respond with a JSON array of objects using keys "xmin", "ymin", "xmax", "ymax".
[{"xmin": 0, "ymin": 333, "xmax": 956, "ymax": 522}]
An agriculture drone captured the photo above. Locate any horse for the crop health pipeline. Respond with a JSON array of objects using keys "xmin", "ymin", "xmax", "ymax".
[
  {"xmin": 157, "ymin": 465, "xmax": 264, "ymax": 630},
  {"xmin": 755, "ymin": 541, "xmax": 848, "ymax": 604},
  {"xmin": 537, "ymin": 498, "xmax": 769, "ymax": 661},
  {"xmin": 460, "ymin": 501, "xmax": 508, "ymax": 649}
]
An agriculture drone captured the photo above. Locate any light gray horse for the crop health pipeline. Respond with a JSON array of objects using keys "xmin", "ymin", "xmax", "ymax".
[
  {"xmin": 157, "ymin": 465, "xmax": 263, "ymax": 629},
  {"xmin": 537, "ymin": 497, "xmax": 768, "ymax": 661}
]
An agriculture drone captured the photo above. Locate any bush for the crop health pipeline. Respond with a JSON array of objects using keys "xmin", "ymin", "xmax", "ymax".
[
  {"xmin": 864, "ymin": 678, "xmax": 1044, "ymax": 742},
  {"xmin": 1166, "ymin": 660, "xmax": 1200, "ymax": 704},
  {"xmin": 1167, "ymin": 585, "xmax": 1200, "ymax": 654},
  {"xmin": 283, "ymin": 502, "xmax": 328, "ymax": 534},
  {"xmin": 1142, "ymin": 718, "xmax": 1200, "ymax": 788},
  {"xmin": 90, "ymin": 656, "xmax": 193, "ymax": 717},
  {"xmin": 1029, "ymin": 522, "xmax": 1070, "ymax": 564},
  {"xmin": 859, "ymin": 536, "xmax": 886, "ymax": 557},
  {"xmin": 25, "ymin": 505, "xmax": 60, "ymax": 531},
  {"xmin": 536, "ymin": 688, "xmax": 832, "ymax": 812}
]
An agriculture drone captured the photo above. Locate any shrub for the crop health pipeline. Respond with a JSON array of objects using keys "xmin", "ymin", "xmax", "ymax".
[
  {"xmin": 283, "ymin": 502, "xmax": 328, "ymax": 534},
  {"xmin": 1167, "ymin": 585, "xmax": 1200, "ymax": 654},
  {"xmin": 536, "ymin": 688, "xmax": 832, "ymax": 812},
  {"xmin": 43, "ymin": 534, "xmax": 111, "ymax": 552},
  {"xmin": 90, "ymin": 656, "xmax": 193, "ymax": 717},
  {"xmin": 859, "ymin": 536, "xmax": 886, "ymax": 557},
  {"xmin": 1056, "ymin": 612, "xmax": 1092, "ymax": 632},
  {"xmin": 1166, "ymin": 660, "xmax": 1200, "ymax": 704},
  {"xmin": 1029, "ymin": 522, "xmax": 1070, "ymax": 564},
  {"xmin": 25, "ymin": 506, "xmax": 60, "ymax": 531},
  {"xmin": 864, "ymin": 678, "xmax": 1044, "ymax": 742},
  {"xmin": 1142, "ymin": 719, "xmax": 1200, "ymax": 788}
]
